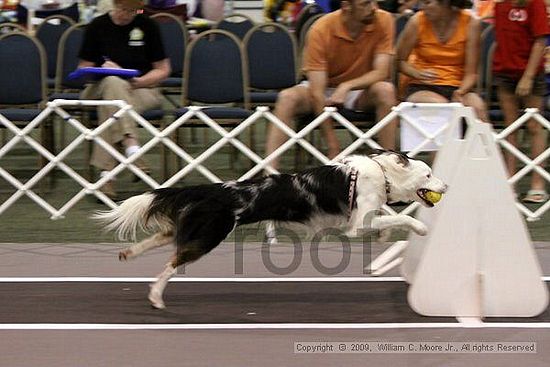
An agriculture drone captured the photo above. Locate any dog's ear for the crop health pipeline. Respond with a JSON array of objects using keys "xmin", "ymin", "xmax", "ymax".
[
  {"xmin": 394, "ymin": 152, "xmax": 410, "ymax": 167},
  {"xmin": 387, "ymin": 151, "xmax": 410, "ymax": 167},
  {"xmin": 370, "ymin": 150, "xmax": 410, "ymax": 167},
  {"xmin": 369, "ymin": 149, "xmax": 388, "ymax": 158}
]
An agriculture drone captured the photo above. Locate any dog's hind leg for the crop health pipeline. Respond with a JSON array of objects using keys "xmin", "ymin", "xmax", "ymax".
[
  {"xmin": 148, "ymin": 207, "xmax": 236, "ymax": 309},
  {"xmin": 148, "ymin": 241, "xmax": 227, "ymax": 309},
  {"xmin": 119, "ymin": 231, "xmax": 173, "ymax": 261}
]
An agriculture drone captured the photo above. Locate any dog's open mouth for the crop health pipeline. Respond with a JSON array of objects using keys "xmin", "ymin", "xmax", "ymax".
[{"xmin": 417, "ymin": 189, "xmax": 435, "ymax": 207}]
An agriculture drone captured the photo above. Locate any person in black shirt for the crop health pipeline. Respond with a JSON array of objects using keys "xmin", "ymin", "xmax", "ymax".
[{"xmin": 79, "ymin": 0, "xmax": 170, "ymax": 200}]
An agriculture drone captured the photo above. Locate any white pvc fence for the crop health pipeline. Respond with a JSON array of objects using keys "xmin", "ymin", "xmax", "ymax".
[{"xmin": 0, "ymin": 100, "xmax": 549, "ymax": 222}]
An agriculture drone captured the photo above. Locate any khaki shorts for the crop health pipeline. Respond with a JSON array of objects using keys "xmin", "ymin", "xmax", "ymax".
[{"xmin": 298, "ymin": 81, "xmax": 364, "ymax": 111}]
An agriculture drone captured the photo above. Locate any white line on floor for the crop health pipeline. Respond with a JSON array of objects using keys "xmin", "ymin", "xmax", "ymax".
[
  {"xmin": 0, "ymin": 277, "xmax": 406, "ymax": 282},
  {"xmin": 0, "ymin": 323, "xmax": 548, "ymax": 330},
  {"xmin": 0, "ymin": 276, "xmax": 548, "ymax": 282}
]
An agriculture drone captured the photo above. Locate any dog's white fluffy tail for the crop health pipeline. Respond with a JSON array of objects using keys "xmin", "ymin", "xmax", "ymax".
[{"xmin": 92, "ymin": 193, "xmax": 156, "ymax": 242}]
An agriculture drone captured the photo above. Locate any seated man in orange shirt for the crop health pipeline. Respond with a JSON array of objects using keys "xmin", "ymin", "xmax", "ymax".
[{"xmin": 264, "ymin": 0, "xmax": 398, "ymax": 170}]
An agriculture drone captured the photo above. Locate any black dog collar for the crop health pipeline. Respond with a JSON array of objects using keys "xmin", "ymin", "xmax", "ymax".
[
  {"xmin": 373, "ymin": 159, "xmax": 391, "ymax": 198},
  {"xmin": 348, "ymin": 168, "xmax": 358, "ymax": 220}
]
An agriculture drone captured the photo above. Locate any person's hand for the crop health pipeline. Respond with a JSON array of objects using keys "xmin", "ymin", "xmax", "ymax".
[
  {"xmin": 451, "ymin": 89, "xmax": 465, "ymax": 104},
  {"xmin": 326, "ymin": 84, "xmax": 350, "ymax": 107},
  {"xmin": 415, "ymin": 69, "xmax": 438, "ymax": 83},
  {"xmin": 130, "ymin": 76, "xmax": 147, "ymax": 89},
  {"xmin": 516, "ymin": 76, "xmax": 533, "ymax": 97},
  {"xmin": 102, "ymin": 60, "xmax": 121, "ymax": 69}
]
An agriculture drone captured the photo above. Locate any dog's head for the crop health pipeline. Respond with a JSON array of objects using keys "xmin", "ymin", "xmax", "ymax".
[{"xmin": 372, "ymin": 151, "xmax": 447, "ymax": 207}]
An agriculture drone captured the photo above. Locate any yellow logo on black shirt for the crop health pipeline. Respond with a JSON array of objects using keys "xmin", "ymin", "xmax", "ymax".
[{"xmin": 128, "ymin": 28, "xmax": 144, "ymax": 46}]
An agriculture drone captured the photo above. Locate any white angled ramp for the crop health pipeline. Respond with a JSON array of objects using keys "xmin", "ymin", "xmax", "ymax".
[
  {"xmin": 407, "ymin": 121, "xmax": 548, "ymax": 317},
  {"xmin": 401, "ymin": 107, "xmax": 469, "ymax": 283}
]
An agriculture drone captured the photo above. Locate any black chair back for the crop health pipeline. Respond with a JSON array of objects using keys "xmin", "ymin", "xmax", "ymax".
[
  {"xmin": 56, "ymin": 23, "xmax": 86, "ymax": 91},
  {"xmin": 0, "ymin": 32, "xmax": 46, "ymax": 106},
  {"xmin": 17, "ymin": 2, "xmax": 80, "ymax": 24},
  {"xmin": 479, "ymin": 24, "xmax": 495, "ymax": 102},
  {"xmin": 184, "ymin": 29, "xmax": 248, "ymax": 107},
  {"xmin": 0, "ymin": 22, "xmax": 26, "ymax": 35},
  {"xmin": 35, "ymin": 15, "xmax": 76, "ymax": 80},
  {"xmin": 151, "ymin": 12, "xmax": 188, "ymax": 78},
  {"xmin": 215, "ymin": 14, "xmax": 254, "ymax": 40},
  {"xmin": 244, "ymin": 23, "xmax": 297, "ymax": 91},
  {"xmin": 294, "ymin": 3, "xmax": 324, "ymax": 42},
  {"xmin": 395, "ymin": 13, "xmax": 412, "ymax": 40}
]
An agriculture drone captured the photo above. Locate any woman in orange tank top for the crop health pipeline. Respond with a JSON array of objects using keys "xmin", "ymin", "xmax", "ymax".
[{"xmin": 396, "ymin": 0, "xmax": 488, "ymax": 121}]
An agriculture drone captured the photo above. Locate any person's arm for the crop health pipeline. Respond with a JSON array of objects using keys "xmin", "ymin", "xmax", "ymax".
[
  {"xmin": 307, "ymin": 69, "xmax": 329, "ymax": 114},
  {"xmin": 396, "ymin": 14, "xmax": 437, "ymax": 81},
  {"xmin": 130, "ymin": 58, "xmax": 171, "ymax": 89},
  {"xmin": 516, "ymin": 36, "xmax": 547, "ymax": 97},
  {"xmin": 78, "ymin": 60, "xmax": 95, "ymax": 68},
  {"xmin": 78, "ymin": 58, "xmax": 121, "ymax": 69},
  {"xmin": 326, "ymin": 53, "xmax": 393, "ymax": 106},
  {"xmin": 453, "ymin": 16, "xmax": 481, "ymax": 101}
]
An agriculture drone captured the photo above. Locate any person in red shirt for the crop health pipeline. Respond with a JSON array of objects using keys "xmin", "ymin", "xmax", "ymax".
[{"xmin": 493, "ymin": 0, "xmax": 550, "ymax": 203}]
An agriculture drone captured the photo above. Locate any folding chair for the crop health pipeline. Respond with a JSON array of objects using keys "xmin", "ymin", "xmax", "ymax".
[
  {"xmin": 215, "ymin": 13, "xmax": 255, "ymax": 40},
  {"xmin": 0, "ymin": 22, "xmax": 27, "ymax": 34},
  {"xmin": 35, "ymin": 14, "xmax": 75, "ymax": 92},
  {"xmin": 479, "ymin": 26, "xmax": 502, "ymax": 123},
  {"xmin": 243, "ymin": 22, "xmax": 298, "ymax": 107},
  {"xmin": 294, "ymin": 2, "xmax": 324, "ymax": 44},
  {"xmin": 151, "ymin": 12, "xmax": 189, "ymax": 107},
  {"xmin": 174, "ymin": 29, "xmax": 253, "ymax": 168},
  {"xmin": 395, "ymin": 12, "xmax": 412, "ymax": 40},
  {"xmin": 52, "ymin": 23, "xmax": 87, "ymax": 101},
  {"xmin": 0, "ymin": 32, "xmax": 52, "ymax": 186},
  {"xmin": 16, "ymin": 2, "xmax": 80, "ymax": 25}
]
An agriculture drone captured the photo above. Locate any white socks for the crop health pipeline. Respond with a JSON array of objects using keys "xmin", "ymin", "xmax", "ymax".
[
  {"xmin": 100, "ymin": 145, "xmax": 141, "ymax": 181},
  {"xmin": 100, "ymin": 170, "xmax": 115, "ymax": 180},
  {"xmin": 125, "ymin": 145, "xmax": 140, "ymax": 157}
]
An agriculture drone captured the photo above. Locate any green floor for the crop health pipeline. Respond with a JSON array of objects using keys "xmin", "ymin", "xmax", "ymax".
[{"xmin": 1, "ymin": 120, "xmax": 550, "ymax": 243}]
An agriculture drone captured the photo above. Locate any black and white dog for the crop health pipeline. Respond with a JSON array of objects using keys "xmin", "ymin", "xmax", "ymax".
[{"xmin": 94, "ymin": 151, "xmax": 447, "ymax": 309}]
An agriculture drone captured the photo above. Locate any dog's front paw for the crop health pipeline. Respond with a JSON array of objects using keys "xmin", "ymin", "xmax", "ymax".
[
  {"xmin": 412, "ymin": 222, "xmax": 428, "ymax": 236},
  {"xmin": 118, "ymin": 248, "xmax": 134, "ymax": 261}
]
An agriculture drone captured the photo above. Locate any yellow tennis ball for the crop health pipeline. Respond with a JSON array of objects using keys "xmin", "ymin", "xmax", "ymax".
[{"xmin": 425, "ymin": 191, "xmax": 442, "ymax": 204}]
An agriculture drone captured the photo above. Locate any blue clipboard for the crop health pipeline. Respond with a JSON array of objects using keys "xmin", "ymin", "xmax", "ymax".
[{"xmin": 68, "ymin": 67, "xmax": 141, "ymax": 81}]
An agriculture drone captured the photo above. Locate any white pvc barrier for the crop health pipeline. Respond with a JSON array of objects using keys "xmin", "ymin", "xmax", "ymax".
[
  {"xmin": 494, "ymin": 108, "xmax": 550, "ymax": 221},
  {"xmin": 3, "ymin": 100, "xmax": 549, "ymax": 319},
  {"xmin": 0, "ymin": 100, "xmax": 549, "ymax": 224}
]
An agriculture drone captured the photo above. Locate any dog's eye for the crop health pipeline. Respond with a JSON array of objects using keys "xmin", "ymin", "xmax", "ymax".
[{"xmin": 426, "ymin": 174, "xmax": 431, "ymax": 178}]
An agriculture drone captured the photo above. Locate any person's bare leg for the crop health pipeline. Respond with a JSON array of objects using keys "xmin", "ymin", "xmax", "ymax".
[
  {"xmin": 497, "ymin": 87, "xmax": 520, "ymax": 177},
  {"xmin": 406, "ymin": 90, "xmax": 449, "ymax": 104},
  {"xmin": 462, "ymin": 92, "xmax": 489, "ymax": 122},
  {"xmin": 525, "ymin": 94, "xmax": 546, "ymax": 191},
  {"xmin": 320, "ymin": 119, "xmax": 341, "ymax": 159},
  {"xmin": 355, "ymin": 81, "xmax": 398, "ymax": 150},
  {"xmin": 374, "ymin": 82, "xmax": 397, "ymax": 150},
  {"xmin": 265, "ymin": 85, "xmax": 313, "ymax": 170}
]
